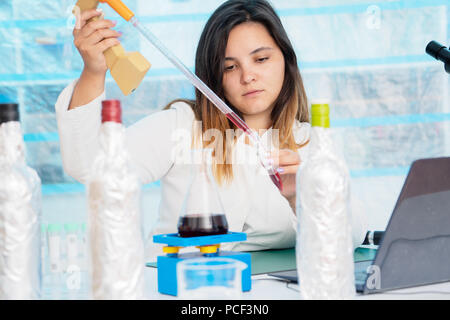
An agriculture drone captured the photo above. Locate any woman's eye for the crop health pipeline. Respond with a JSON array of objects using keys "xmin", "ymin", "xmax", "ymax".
[
  {"xmin": 257, "ymin": 57, "xmax": 269, "ymax": 63},
  {"xmin": 225, "ymin": 65, "xmax": 236, "ymax": 71}
]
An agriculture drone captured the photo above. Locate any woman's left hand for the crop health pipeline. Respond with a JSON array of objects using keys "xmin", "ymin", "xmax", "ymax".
[{"xmin": 271, "ymin": 149, "xmax": 301, "ymax": 209}]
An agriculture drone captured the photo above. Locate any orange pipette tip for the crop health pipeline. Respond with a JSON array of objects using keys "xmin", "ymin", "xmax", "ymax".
[{"xmin": 100, "ymin": 0, "xmax": 134, "ymax": 21}]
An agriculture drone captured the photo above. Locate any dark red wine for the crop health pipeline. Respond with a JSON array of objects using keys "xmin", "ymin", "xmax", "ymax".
[{"xmin": 177, "ymin": 214, "xmax": 229, "ymax": 237}]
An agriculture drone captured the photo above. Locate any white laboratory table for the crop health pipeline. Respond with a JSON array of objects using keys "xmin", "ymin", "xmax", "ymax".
[
  {"xmin": 143, "ymin": 265, "xmax": 450, "ymax": 300},
  {"xmin": 41, "ymin": 189, "xmax": 450, "ymax": 301}
]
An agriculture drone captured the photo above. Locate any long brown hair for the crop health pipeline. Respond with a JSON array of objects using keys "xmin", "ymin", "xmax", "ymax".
[{"xmin": 165, "ymin": 0, "xmax": 309, "ymax": 185}]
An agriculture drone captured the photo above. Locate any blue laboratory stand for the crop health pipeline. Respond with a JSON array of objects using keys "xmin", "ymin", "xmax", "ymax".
[{"xmin": 153, "ymin": 232, "xmax": 252, "ymax": 296}]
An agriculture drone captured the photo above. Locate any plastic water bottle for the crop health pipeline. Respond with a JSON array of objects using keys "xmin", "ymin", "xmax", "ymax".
[
  {"xmin": 87, "ymin": 100, "xmax": 145, "ymax": 299},
  {"xmin": 296, "ymin": 101, "xmax": 355, "ymax": 299}
]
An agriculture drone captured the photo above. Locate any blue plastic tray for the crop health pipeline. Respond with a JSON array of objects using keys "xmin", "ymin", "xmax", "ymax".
[{"xmin": 153, "ymin": 232, "xmax": 247, "ymax": 247}]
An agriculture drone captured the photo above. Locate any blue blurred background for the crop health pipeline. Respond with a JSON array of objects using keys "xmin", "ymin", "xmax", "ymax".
[{"xmin": 0, "ymin": 0, "xmax": 449, "ymax": 232}]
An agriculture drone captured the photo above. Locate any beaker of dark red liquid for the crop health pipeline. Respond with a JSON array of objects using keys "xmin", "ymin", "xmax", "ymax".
[{"xmin": 177, "ymin": 149, "xmax": 228, "ymax": 237}]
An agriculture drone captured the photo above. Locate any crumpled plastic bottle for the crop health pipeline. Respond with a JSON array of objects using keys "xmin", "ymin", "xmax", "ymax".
[
  {"xmin": 296, "ymin": 101, "xmax": 355, "ymax": 300},
  {"xmin": 0, "ymin": 103, "xmax": 42, "ymax": 299},
  {"xmin": 87, "ymin": 100, "xmax": 145, "ymax": 300}
]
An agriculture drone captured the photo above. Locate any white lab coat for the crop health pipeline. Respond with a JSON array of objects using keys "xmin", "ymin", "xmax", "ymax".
[{"xmin": 55, "ymin": 80, "xmax": 367, "ymax": 261}]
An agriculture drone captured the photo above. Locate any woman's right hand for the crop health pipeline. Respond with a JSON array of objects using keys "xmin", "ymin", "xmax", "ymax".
[
  {"xmin": 73, "ymin": 9, "xmax": 121, "ymax": 76},
  {"xmin": 68, "ymin": 9, "xmax": 122, "ymax": 110}
]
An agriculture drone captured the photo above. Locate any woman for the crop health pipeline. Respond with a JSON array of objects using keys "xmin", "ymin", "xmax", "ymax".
[{"xmin": 55, "ymin": 0, "xmax": 367, "ymax": 260}]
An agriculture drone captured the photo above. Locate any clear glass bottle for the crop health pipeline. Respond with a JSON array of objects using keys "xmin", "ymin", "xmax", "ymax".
[
  {"xmin": 87, "ymin": 99, "xmax": 145, "ymax": 299},
  {"xmin": 0, "ymin": 103, "xmax": 42, "ymax": 300},
  {"xmin": 177, "ymin": 148, "xmax": 228, "ymax": 237},
  {"xmin": 296, "ymin": 101, "xmax": 355, "ymax": 299}
]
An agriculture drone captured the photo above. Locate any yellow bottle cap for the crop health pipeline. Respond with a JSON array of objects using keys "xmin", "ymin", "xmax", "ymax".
[{"xmin": 311, "ymin": 101, "xmax": 330, "ymax": 128}]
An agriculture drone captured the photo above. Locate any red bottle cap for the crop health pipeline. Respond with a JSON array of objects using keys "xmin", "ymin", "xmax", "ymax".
[{"xmin": 101, "ymin": 100, "xmax": 122, "ymax": 123}]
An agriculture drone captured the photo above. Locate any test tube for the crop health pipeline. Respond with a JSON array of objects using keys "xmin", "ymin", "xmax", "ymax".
[
  {"xmin": 80, "ymin": 222, "xmax": 89, "ymax": 296},
  {"xmin": 64, "ymin": 223, "xmax": 79, "ymax": 269},
  {"xmin": 64, "ymin": 223, "xmax": 81, "ymax": 297},
  {"xmin": 47, "ymin": 223, "xmax": 62, "ymax": 299},
  {"xmin": 47, "ymin": 224, "xmax": 62, "ymax": 273},
  {"xmin": 40, "ymin": 223, "xmax": 47, "ymax": 275}
]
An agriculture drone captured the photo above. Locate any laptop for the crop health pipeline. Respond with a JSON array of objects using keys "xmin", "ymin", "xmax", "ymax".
[{"xmin": 269, "ymin": 157, "xmax": 450, "ymax": 294}]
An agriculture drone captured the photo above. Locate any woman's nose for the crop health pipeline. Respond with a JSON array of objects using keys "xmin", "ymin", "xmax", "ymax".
[{"xmin": 241, "ymin": 67, "xmax": 256, "ymax": 84}]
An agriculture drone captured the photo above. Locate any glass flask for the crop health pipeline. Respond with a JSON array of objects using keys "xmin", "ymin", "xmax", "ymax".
[{"xmin": 177, "ymin": 149, "xmax": 228, "ymax": 237}]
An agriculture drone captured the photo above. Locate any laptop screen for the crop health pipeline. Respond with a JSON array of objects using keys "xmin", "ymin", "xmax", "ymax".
[{"xmin": 364, "ymin": 157, "xmax": 450, "ymax": 294}]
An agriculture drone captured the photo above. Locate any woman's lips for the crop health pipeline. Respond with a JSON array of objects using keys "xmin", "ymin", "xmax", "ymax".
[{"xmin": 243, "ymin": 89, "xmax": 264, "ymax": 97}]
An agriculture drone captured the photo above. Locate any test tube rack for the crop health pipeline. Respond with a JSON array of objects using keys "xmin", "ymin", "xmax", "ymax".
[{"xmin": 152, "ymin": 232, "xmax": 251, "ymax": 296}]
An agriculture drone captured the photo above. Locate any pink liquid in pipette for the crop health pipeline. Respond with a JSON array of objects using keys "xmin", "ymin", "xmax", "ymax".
[{"xmin": 225, "ymin": 113, "xmax": 251, "ymax": 134}]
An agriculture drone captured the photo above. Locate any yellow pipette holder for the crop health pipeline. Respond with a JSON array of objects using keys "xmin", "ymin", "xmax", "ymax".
[{"xmin": 73, "ymin": 0, "xmax": 151, "ymax": 95}]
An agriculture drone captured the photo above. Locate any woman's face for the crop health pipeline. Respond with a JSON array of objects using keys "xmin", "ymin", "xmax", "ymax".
[{"xmin": 222, "ymin": 22, "xmax": 285, "ymax": 128}]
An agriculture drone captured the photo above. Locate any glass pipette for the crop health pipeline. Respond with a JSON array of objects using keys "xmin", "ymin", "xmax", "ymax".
[{"xmin": 98, "ymin": 0, "xmax": 282, "ymax": 190}]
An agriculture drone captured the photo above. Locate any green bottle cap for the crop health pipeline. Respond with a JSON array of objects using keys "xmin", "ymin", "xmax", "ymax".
[
  {"xmin": 47, "ymin": 223, "xmax": 62, "ymax": 233},
  {"xmin": 311, "ymin": 101, "xmax": 330, "ymax": 128},
  {"xmin": 64, "ymin": 223, "xmax": 79, "ymax": 233}
]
